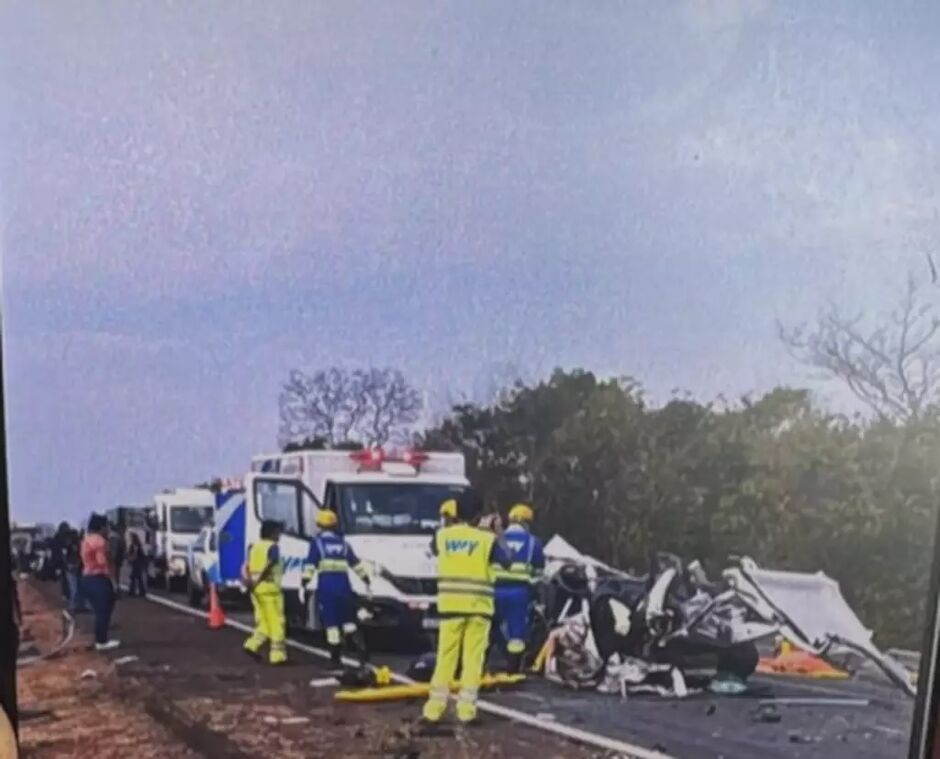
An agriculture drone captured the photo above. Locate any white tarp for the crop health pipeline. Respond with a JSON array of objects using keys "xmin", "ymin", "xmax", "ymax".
[
  {"xmin": 743, "ymin": 564, "xmax": 875, "ymax": 653},
  {"xmin": 544, "ymin": 534, "xmax": 618, "ymax": 573},
  {"xmin": 740, "ymin": 560, "xmax": 916, "ymax": 695}
]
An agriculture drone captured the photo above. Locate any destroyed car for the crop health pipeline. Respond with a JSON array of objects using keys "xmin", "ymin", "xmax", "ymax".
[{"xmin": 531, "ymin": 536, "xmax": 915, "ymax": 698}]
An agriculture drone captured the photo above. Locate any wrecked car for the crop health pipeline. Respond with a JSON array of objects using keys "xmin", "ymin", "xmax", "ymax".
[{"xmin": 530, "ymin": 536, "xmax": 915, "ymax": 698}]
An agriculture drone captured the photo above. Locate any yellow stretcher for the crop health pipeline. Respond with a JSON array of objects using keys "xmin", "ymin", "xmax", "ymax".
[{"xmin": 335, "ymin": 673, "xmax": 526, "ymax": 703}]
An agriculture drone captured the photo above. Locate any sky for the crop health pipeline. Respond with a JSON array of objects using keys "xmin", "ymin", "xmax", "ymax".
[{"xmin": 1, "ymin": 1, "xmax": 939, "ymax": 523}]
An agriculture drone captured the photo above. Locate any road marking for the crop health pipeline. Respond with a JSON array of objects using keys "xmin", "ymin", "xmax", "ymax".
[
  {"xmin": 751, "ymin": 674, "xmax": 883, "ymax": 699},
  {"xmin": 136, "ymin": 591, "xmax": 674, "ymax": 759}
]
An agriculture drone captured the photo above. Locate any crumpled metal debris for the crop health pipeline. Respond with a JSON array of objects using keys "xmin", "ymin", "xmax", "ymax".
[
  {"xmin": 544, "ymin": 612, "xmax": 605, "ymax": 690},
  {"xmin": 598, "ymin": 655, "xmax": 694, "ymax": 699},
  {"xmin": 543, "ymin": 608, "xmax": 696, "ymax": 698},
  {"xmin": 539, "ymin": 535, "xmax": 916, "ymax": 698}
]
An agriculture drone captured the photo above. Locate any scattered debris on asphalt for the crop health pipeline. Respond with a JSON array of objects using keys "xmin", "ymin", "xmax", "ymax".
[
  {"xmin": 310, "ymin": 676, "xmax": 340, "ymax": 688},
  {"xmin": 753, "ymin": 706, "xmax": 783, "ymax": 724}
]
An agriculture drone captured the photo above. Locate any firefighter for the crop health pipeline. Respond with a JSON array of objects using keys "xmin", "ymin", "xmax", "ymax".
[
  {"xmin": 422, "ymin": 489, "xmax": 512, "ymax": 726},
  {"xmin": 439, "ymin": 498, "xmax": 457, "ymax": 527},
  {"xmin": 301, "ymin": 509, "xmax": 371, "ymax": 670},
  {"xmin": 491, "ymin": 503, "xmax": 545, "ymax": 672},
  {"xmin": 242, "ymin": 520, "xmax": 287, "ymax": 665}
]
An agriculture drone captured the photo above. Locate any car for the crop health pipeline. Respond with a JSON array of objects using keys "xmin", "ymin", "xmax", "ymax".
[
  {"xmin": 186, "ymin": 524, "xmax": 243, "ymax": 608},
  {"xmin": 186, "ymin": 525, "xmax": 215, "ymax": 608}
]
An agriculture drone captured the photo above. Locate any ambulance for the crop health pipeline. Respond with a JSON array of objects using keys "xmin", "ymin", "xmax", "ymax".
[{"xmin": 213, "ymin": 449, "xmax": 468, "ymax": 634}]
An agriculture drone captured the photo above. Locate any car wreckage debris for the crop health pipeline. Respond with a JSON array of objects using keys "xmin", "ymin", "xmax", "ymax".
[{"xmin": 532, "ymin": 535, "xmax": 916, "ymax": 700}]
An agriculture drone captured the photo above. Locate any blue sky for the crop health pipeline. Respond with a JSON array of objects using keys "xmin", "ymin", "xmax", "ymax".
[{"xmin": 2, "ymin": 1, "xmax": 939, "ymax": 523}]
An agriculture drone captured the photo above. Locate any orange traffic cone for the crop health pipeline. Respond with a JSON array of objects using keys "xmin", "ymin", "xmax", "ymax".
[{"xmin": 208, "ymin": 584, "xmax": 226, "ymax": 630}]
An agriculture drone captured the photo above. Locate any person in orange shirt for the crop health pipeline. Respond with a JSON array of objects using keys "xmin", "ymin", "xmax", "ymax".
[{"xmin": 80, "ymin": 514, "xmax": 120, "ymax": 651}]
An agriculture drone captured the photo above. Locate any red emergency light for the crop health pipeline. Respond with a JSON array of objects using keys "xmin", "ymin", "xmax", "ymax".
[
  {"xmin": 350, "ymin": 448, "xmax": 385, "ymax": 470},
  {"xmin": 349, "ymin": 448, "xmax": 429, "ymax": 471},
  {"xmin": 401, "ymin": 450, "xmax": 429, "ymax": 467}
]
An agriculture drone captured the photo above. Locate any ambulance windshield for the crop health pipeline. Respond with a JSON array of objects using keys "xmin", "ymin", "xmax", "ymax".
[{"xmin": 337, "ymin": 482, "xmax": 467, "ymax": 535}]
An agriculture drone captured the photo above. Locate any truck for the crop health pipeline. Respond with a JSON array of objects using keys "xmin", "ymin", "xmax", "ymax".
[
  {"xmin": 150, "ymin": 488, "xmax": 215, "ymax": 592},
  {"xmin": 105, "ymin": 505, "xmax": 155, "ymax": 556},
  {"xmin": 213, "ymin": 448, "xmax": 468, "ymax": 635},
  {"xmin": 10, "ymin": 522, "xmax": 55, "ymax": 576}
]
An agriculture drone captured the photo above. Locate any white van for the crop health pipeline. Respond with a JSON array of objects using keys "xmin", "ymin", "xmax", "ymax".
[{"xmin": 151, "ymin": 488, "xmax": 215, "ymax": 592}]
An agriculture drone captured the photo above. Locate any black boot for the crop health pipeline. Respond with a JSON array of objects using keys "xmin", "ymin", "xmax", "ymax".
[
  {"xmin": 329, "ymin": 645, "xmax": 343, "ymax": 671},
  {"xmin": 506, "ymin": 652, "xmax": 523, "ymax": 674},
  {"xmin": 350, "ymin": 631, "xmax": 370, "ymax": 667}
]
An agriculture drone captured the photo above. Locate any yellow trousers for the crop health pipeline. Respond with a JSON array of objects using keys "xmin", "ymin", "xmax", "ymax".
[
  {"xmin": 422, "ymin": 615, "xmax": 491, "ymax": 723},
  {"xmin": 244, "ymin": 591, "xmax": 286, "ymax": 664}
]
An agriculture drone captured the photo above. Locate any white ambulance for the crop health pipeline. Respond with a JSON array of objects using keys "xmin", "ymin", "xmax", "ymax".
[{"xmin": 213, "ymin": 449, "xmax": 468, "ymax": 634}]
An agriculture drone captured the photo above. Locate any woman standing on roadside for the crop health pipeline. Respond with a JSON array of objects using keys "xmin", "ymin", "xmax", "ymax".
[
  {"xmin": 127, "ymin": 532, "xmax": 148, "ymax": 598},
  {"xmin": 65, "ymin": 528, "xmax": 88, "ymax": 613},
  {"xmin": 80, "ymin": 514, "xmax": 121, "ymax": 651}
]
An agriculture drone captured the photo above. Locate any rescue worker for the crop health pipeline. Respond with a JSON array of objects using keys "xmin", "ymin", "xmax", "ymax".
[
  {"xmin": 301, "ymin": 509, "xmax": 371, "ymax": 670},
  {"xmin": 439, "ymin": 498, "xmax": 457, "ymax": 528},
  {"xmin": 491, "ymin": 503, "xmax": 545, "ymax": 672},
  {"xmin": 422, "ymin": 489, "xmax": 512, "ymax": 726},
  {"xmin": 242, "ymin": 520, "xmax": 287, "ymax": 665}
]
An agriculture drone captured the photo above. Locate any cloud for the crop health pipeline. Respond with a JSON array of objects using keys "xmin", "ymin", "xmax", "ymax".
[{"xmin": 677, "ymin": 0, "xmax": 770, "ymax": 34}]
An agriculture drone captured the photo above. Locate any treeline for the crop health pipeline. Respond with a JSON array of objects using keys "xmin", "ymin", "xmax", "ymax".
[{"xmin": 419, "ymin": 369, "xmax": 940, "ymax": 648}]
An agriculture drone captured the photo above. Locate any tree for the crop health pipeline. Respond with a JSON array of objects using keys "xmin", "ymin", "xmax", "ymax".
[
  {"xmin": 278, "ymin": 367, "xmax": 422, "ymax": 449},
  {"xmin": 779, "ymin": 275, "xmax": 940, "ymax": 421},
  {"xmin": 420, "ymin": 367, "xmax": 940, "ymax": 647}
]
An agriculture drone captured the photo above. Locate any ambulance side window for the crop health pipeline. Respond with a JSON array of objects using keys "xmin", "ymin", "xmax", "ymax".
[
  {"xmin": 252, "ymin": 478, "xmax": 322, "ymax": 537},
  {"xmin": 255, "ymin": 481, "xmax": 304, "ymax": 536}
]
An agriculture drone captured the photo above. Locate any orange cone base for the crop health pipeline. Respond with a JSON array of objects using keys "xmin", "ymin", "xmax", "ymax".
[{"xmin": 208, "ymin": 585, "xmax": 226, "ymax": 630}]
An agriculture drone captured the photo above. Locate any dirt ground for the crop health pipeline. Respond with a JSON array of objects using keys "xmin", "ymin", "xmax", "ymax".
[
  {"xmin": 16, "ymin": 581, "xmax": 200, "ymax": 759},
  {"xmin": 16, "ymin": 580, "xmax": 603, "ymax": 758}
]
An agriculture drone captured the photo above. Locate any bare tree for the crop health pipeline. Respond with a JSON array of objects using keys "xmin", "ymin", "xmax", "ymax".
[
  {"xmin": 278, "ymin": 367, "xmax": 422, "ymax": 448},
  {"xmin": 779, "ymin": 275, "xmax": 940, "ymax": 421}
]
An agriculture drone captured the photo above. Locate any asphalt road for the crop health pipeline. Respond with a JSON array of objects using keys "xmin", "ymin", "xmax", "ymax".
[{"xmin": 143, "ymin": 585, "xmax": 915, "ymax": 759}]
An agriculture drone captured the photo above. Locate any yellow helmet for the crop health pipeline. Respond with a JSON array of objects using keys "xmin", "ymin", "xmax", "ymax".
[
  {"xmin": 315, "ymin": 509, "xmax": 338, "ymax": 529},
  {"xmin": 508, "ymin": 503, "xmax": 534, "ymax": 523},
  {"xmin": 439, "ymin": 499, "xmax": 457, "ymax": 519}
]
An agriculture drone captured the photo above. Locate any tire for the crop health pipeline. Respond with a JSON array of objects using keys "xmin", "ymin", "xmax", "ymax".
[
  {"xmin": 187, "ymin": 573, "xmax": 204, "ymax": 608},
  {"xmin": 168, "ymin": 574, "xmax": 185, "ymax": 594}
]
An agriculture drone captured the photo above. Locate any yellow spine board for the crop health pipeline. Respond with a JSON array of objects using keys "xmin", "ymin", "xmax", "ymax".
[{"xmin": 335, "ymin": 673, "xmax": 525, "ymax": 703}]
